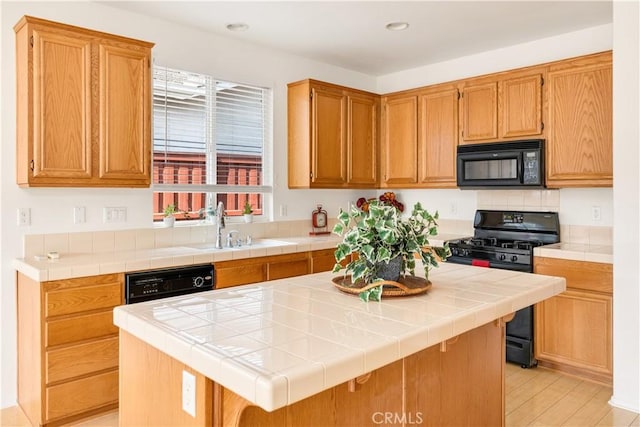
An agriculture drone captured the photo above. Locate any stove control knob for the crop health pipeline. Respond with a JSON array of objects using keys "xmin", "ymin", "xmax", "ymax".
[
  {"xmin": 499, "ymin": 254, "xmax": 506, "ymax": 261},
  {"xmin": 511, "ymin": 255, "xmax": 518, "ymax": 262},
  {"xmin": 451, "ymin": 248, "xmax": 458, "ymax": 256},
  {"xmin": 193, "ymin": 276, "xmax": 205, "ymax": 287}
]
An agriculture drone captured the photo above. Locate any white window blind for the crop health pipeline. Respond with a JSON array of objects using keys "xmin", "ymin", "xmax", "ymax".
[{"xmin": 152, "ymin": 65, "xmax": 271, "ymax": 218}]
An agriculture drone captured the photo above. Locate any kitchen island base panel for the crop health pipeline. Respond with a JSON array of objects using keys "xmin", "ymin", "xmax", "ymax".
[{"xmin": 119, "ymin": 319, "xmax": 505, "ymax": 427}]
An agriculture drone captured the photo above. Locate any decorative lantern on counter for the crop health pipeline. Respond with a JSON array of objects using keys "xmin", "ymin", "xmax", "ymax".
[{"xmin": 309, "ymin": 204, "xmax": 330, "ymax": 235}]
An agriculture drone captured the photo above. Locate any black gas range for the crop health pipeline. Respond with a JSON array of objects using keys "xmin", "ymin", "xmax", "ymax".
[
  {"xmin": 446, "ymin": 210, "xmax": 560, "ymax": 368},
  {"xmin": 447, "ymin": 210, "xmax": 560, "ymax": 272}
]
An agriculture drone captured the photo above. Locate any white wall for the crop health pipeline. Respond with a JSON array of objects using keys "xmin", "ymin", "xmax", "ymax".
[
  {"xmin": 612, "ymin": 0, "xmax": 640, "ymax": 413},
  {"xmin": 0, "ymin": 0, "xmax": 630, "ymax": 410},
  {"xmin": 0, "ymin": 1, "xmax": 376, "ymax": 407}
]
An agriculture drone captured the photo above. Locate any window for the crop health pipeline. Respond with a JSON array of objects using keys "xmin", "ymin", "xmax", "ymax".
[{"xmin": 152, "ymin": 66, "xmax": 272, "ymax": 221}]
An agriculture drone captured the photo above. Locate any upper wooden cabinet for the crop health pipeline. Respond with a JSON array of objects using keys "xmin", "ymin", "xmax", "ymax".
[
  {"xmin": 14, "ymin": 16, "xmax": 153, "ymax": 187},
  {"xmin": 461, "ymin": 70, "xmax": 543, "ymax": 143},
  {"xmin": 380, "ymin": 85, "xmax": 459, "ymax": 188},
  {"xmin": 288, "ymin": 79, "xmax": 378, "ymax": 189},
  {"xmin": 500, "ymin": 72, "xmax": 544, "ymax": 138},
  {"xmin": 380, "ymin": 93, "xmax": 419, "ymax": 186},
  {"xmin": 461, "ymin": 81, "xmax": 497, "ymax": 141},
  {"xmin": 418, "ymin": 86, "xmax": 459, "ymax": 187},
  {"xmin": 546, "ymin": 51, "xmax": 612, "ymax": 187}
]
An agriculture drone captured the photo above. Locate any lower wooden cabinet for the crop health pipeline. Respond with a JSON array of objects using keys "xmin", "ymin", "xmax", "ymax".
[
  {"xmin": 215, "ymin": 251, "xmax": 317, "ymax": 288},
  {"xmin": 17, "ymin": 273, "xmax": 123, "ymax": 426},
  {"xmin": 533, "ymin": 257, "xmax": 612, "ymax": 384},
  {"xmin": 310, "ymin": 248, "xmax": 339, "ymax": 273},
  {"xmin": 214, "ymin": 248, "xmax": 345, "ymax": 288},
  {"xmin": 16, "ymin": 248, "xmax": 340, "ymax": 425}
]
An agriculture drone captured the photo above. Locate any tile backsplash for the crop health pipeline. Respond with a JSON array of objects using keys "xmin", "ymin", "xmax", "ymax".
[
  {"xmin": 22, "ymin": 219, "xmax": 315, "ymax": 258},
  {"xmin": 22, "ymin": 201, "xmax": 613, "ymax": 259},
  {"xmin": 477, "ymin": 189, "xmax": 560, "ymax": 212},
  {"xmin": 476, "ymin": 189, "xmax": 612, "ymax": 245}
]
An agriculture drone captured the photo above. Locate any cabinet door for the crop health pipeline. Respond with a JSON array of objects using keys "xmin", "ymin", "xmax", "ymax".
[
  {"xmin": 311, "ymin": 86, "xmax": 347, "ymax": 187},
  {"xmin": 98, "ymin": 43, "xmax": 151, "ymax": 183},
  {"xmin": 547, "ymin": 54, "xmax": 612, "ymax": 187},
  {"xmin": 418, "ymin": 88, "xmax": 459, "ymax": 187},
  {"xmin": 31, "ymin": 29, "xmax": 92, "ymax": 180},
  {"xmin": 381, "ymin": 95, "xmax": 418, "ymax": 186},
  {"xmin": 461, "ymin": 82, "xmax": 497, "ymax": 142},
  {"xmin": 500, "ymin": 73, "xmax": 543, "ymax": 138},
  {"xmin": 347, "ymin": 93, "xmax": 377, "ymax": 187},
  {"xmin": 535, "ymin": 290, "xmax": 612, "ymax": 382}
]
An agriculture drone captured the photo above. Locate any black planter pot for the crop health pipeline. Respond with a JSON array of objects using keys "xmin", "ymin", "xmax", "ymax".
[{"xmin": 374, "ymin": 255, "xmax": 403, "ymax": 282}]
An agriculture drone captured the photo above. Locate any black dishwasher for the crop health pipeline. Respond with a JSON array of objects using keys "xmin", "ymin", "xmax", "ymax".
[{"xmin": 125, "ymin": 264, "xmax": 215, "ymax": 304}]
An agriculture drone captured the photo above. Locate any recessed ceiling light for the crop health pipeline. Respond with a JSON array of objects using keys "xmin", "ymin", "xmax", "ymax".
[
  {"xmin": 385, "ymin": 22, "xmax": 409, "ymax": 31},
  {"xmin": 226, "ymin": 23, "xmax": 249, "ymax": 32}
]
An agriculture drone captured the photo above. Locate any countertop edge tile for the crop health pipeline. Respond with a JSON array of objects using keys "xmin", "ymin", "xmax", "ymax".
[{"xmin": 534, "ymin": 243, "xmax": 613, "ymax": 264}]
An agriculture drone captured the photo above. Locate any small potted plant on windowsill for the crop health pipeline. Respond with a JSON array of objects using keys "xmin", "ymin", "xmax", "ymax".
[
  {"xmin": 243, "ymin": 201, "xmax": 254, "ymax": 223},
  {"xmin": 163, "ymin": 204, "xmax": 177, "ymax": 227}
]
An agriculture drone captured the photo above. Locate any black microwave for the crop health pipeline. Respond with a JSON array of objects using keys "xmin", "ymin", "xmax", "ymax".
[{"xmin": 456, "ymin": 140, "xmax": 545, "ymax": 188}]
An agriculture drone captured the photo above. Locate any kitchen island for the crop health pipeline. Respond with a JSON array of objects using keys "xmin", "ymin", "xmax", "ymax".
[{"xmin": 114, "ymin": 262, "xmax": 565, "ymax": 426}]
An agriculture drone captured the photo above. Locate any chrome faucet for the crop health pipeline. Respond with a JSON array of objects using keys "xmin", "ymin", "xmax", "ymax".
[{"xmin": 215, "ymin": 201, "xmax": 225, "ymax": 249}]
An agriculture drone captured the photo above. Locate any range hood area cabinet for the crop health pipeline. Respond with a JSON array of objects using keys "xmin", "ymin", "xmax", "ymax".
[
  {"xmin": 380, "ymin": 84, "xmax": 459, "ymax": 188},
  {"xmin": 546, "ymin": 51, "xmax": 612, "ymax": 187},
  {"xmin": 14, "ymin": 16, "xmax": 154, "ymax": 188},
  {"xmin": 461, "ymin": 68, "xmax": 544, "ymax": 143},
  {"xmin": 287, "ymin": 79, "xmax": 378, "ymax": 189}
]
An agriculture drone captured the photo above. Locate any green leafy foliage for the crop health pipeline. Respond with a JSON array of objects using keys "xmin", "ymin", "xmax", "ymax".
[{"xmin": 332, "ymin": 199, "xmax": 452, "ymax": 300}]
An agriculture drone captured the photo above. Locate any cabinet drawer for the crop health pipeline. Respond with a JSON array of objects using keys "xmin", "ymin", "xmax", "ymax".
[
  {"xmin": 45, "ymin": 281, "xmax": 122, "ymax": 317},
  {"xmin": 46, "ymin": 336, "xmax": 118, "ymax": 384},
  {"xmin": 46, "ymin": 369, "xmax": 118, "ymax": 421},
  {"xmin": 46, "ymin": 310, "xmax": 117, "ymax": 347},
  {"xmin": 268, "ymin": 258, "xmax": 309, "ymax": 280},
  {"xmin": 534, "ymin": 257, "xmax": 612, "ymax": 293},
  {"xmin": 215, "ymin": 262, "xmax": 266, "ymax": 288}
]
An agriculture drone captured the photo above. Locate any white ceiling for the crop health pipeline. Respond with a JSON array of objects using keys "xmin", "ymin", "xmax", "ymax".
[{"xmin": 104, "ymin": 1, "xmax": 613, "ymax": 76}]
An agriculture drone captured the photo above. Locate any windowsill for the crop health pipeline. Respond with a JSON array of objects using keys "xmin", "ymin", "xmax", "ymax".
[{"xmin": 152, "ymin": 218, "xmax": 269, "ymax": 228}]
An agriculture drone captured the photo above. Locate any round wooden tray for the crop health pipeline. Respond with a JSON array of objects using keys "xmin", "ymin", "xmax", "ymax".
[{"xmin": 331, "ymin": 275, "xmax": 432, "ymax": 297}]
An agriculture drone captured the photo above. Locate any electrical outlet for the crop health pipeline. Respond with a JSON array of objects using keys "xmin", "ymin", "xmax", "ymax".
[
  {"xmin": 449, "ymin": 202, "xmax": 458, "ymax": 216},
  {"xmin": 73, "ymin": 206, "xmax": 86, "ymax": 224},
  {"xmin": 182, "ymin": 370, "xmax": 196, "ymax": 417},
  {"xmin": 17, "ymin": 208, "xmax": 31, "ymax": 226},
  {"xmin": 592, "ymin": 206, "xmax": 602, "ymax": 222},
  {"xmin": 279, "ymin": 204, "xmax": 287, "ymax": 217}
]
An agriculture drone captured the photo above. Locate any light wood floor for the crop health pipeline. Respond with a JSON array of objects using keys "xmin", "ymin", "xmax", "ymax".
[{"xmin": 2, "ymin": 364, "xmax": 638, "ymax": 426}]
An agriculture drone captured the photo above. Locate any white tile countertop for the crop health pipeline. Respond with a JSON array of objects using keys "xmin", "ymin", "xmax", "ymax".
[
  {"xmin": 534, "ymin": 243, "xmax": 613, "ymax": 264},
  {"xmin": 113, "ymin": 262, "xmax": 565, "ymax": 412},
  {"xmin": 13, "ymin": 234, "xmax": 458, "ymax": 282}
]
